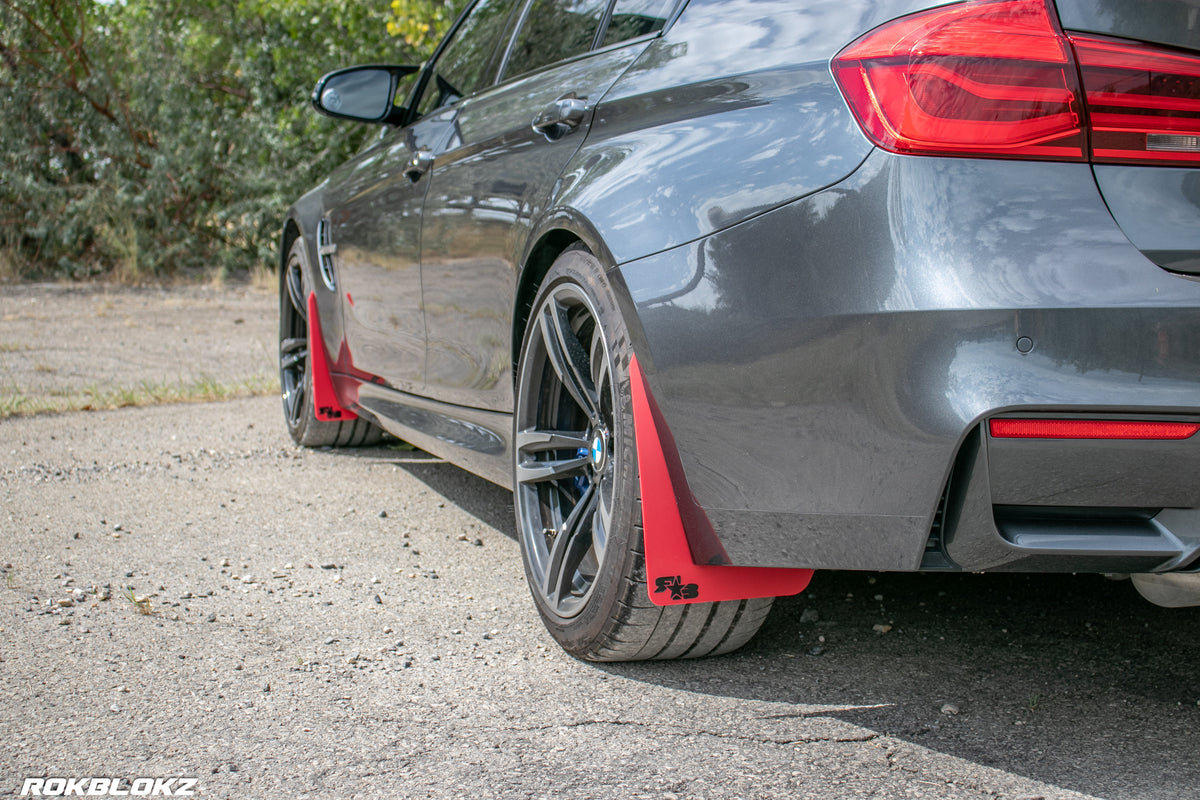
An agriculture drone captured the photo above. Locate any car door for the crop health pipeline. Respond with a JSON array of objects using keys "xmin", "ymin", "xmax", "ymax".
[
  {"xmin": 320, "ymin": 119, "xmax": 449, "ymax": 394},
  {"xmin": 321, "ymin": 0, "xmax": 523, "ymax": 393},
  {"xmin": 418, "ymin": 0, "xmax": 669, "ymax": 411}
]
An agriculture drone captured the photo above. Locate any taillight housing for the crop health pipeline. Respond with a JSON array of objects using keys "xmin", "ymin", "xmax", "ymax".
[
  {"xmin": 832, "ymin": 0, "xmax": 1200, "ymax": 167},
  {"xmin": 1073, "ymin": 34, "xmax": 1200, "ymax": 167}
]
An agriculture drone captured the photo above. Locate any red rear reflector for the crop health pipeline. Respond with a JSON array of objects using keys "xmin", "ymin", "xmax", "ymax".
[
  {"xmin": 832, "ymin": 0, "xmax": 1085, "ymax": 160},
  {"xmin": 1070, "ymin": 34, "xmax": 1200, "ymax": 167},
  {"xmin": 989, "ymin": 419, "xmax": 1200, "ymax": 440}
]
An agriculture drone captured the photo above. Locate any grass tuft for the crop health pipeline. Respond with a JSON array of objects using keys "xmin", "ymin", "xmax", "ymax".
[
  {"xmin": 121, "ymin": 586, "xmax": 154, "ymax": 616},
  {"xmin": 0, "ymin": 374, "xmax": 279, "ymax": 418}
]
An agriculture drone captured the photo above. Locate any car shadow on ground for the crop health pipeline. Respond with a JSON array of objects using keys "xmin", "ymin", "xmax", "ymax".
[
  {"xmin": 606, "ymin": 571, "xmax": 1200, "ymax": 799},
  {"xmin": 337, "ymin": 442, "xmax": 519, "ymax": 539},
  {"xmin": 359, "ymin": 447, "xmax": 1198, "ymax": 799}
]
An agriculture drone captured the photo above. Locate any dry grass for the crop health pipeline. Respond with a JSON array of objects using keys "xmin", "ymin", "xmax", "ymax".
[
  {"xmin": 0, "ymin": 374, "xmax": 279, "ymax": 418},
  {"xmin": 250, "ymin": 262, "xmax": 277, "ymax": 293},
  {"xmin": 0, "ymin": 246, "xmax": 29, "ymax": 284}
]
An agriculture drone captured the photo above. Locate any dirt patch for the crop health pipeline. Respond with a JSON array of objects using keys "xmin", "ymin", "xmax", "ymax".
[{"xmin": 0, "ymin": 283, "xmax": 278, "ymax": 414}]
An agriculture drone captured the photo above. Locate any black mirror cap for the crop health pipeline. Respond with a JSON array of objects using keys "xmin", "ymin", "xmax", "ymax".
[{"xmin": 311, "ymin": 65, "xmax": 421, "ymax": 126}]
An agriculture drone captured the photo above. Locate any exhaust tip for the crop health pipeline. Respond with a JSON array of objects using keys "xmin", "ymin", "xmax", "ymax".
[{"xmin": 1131, "ymin": 572, "xmax": 1200, "ymax": 608}]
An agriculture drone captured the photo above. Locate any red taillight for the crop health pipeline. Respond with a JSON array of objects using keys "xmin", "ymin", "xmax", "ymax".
[
  {"xmin": 832, "ymin": 0, "xmax": 1085, "ymax": 160},
  {"xmin": 833, "ymin": 0, "xmax": 1200, "ymax": 166},
  {"xmin": 989, "ymin": 419, "xmax": 1200, "ymax": 440},
  {"xmin": 1071, "ymin": 34, "xmax": 1200, "ymax": 167}
]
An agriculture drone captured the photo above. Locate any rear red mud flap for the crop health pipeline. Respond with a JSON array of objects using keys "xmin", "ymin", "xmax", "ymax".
[{"xmin": 630, "ymin": 356, "xmax": 813, "ymax": 606}]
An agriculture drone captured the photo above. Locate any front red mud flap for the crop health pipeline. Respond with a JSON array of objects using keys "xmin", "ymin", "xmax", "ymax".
[
  {"xmin": 630, "ymin": 356, "xmax": 813, "ymax": 606},
  {"xmin": 306, "ymin": 292, "xmax": 357, "ymax": 422}
]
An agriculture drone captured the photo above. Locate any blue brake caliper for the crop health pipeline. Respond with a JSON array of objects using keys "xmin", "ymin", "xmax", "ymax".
[{"xmin": 574, "ymin": 447, "xmax": 590, "ymax": 493}]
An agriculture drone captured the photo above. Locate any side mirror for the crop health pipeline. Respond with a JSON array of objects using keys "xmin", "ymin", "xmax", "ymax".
[{"xmin": 311, "ymin": 65, "xmax": 420, "ymax": 126}]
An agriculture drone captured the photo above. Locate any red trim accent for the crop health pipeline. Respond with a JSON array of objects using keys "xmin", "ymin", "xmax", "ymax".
[
  {"xmin": 630, "ymin": 355, "xmax": 812, "ymax": 606},
  {"xmin": 989, "ymin": 419, "xmax": 1199, "ymax": 440},
  {"xmin": 306, "ymin": 292, "xmax": 357, "ymax": 422}
]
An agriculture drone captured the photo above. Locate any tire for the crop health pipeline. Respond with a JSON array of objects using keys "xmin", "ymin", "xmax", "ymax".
[
  {"xmin": 513, "ymin": 246, "xmax": 774, "ymax": 661},
  {"xmin": 279, "ymin": 237, "xmax": 383, "ymax": 448}
]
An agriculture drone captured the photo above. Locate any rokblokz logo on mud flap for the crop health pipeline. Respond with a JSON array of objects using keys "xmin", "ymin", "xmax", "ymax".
[{"xmin": 20, "ymin": 777, "xmax": 197, "ymax": 796}]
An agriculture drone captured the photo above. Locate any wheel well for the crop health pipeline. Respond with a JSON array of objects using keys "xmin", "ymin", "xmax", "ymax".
[{"xmin": 511, "ymin": 229, "xmax": 583, "ymax": 375}]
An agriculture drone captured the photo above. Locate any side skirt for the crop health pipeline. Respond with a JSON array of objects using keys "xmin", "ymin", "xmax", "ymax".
[{"xmin": 354, "ymin": 382, "xmax": 514, "ymax": 489}]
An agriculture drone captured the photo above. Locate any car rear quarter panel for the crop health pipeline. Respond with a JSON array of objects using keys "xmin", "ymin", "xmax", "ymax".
[
  {"xmin": 554, "ymin": 0, "xmax": 935, "ymax": 265},
  {"xmin": 618, "ymin": 151, "xmax": 1200, "ymax": 570}
]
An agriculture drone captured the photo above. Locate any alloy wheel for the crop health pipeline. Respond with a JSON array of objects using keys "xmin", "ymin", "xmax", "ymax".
[
  {"xmin": 279, "ymin": 250, "xmax": 310, "ymax": 430},
  {"xmin": 515, "ymin": 282, "xmax": 617, "ymax": 620}
]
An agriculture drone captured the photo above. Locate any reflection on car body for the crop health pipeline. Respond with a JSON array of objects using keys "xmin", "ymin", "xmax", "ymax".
[{"xmin": 280, "ymin": 0, "xmax": 1200, "ymax": 660}]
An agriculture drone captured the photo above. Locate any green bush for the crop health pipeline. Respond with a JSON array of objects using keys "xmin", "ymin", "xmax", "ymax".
[{"xmin": 0, "ymin": 0, "xmax": 456, "ymax": 281}]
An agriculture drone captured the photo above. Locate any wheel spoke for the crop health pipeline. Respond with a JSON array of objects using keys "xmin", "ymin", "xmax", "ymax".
[
  {"xmin": 280, "ymin": 337, "xmax": 307, "ymax": 371},
  {"xmin": 515, "ymin": 428, "xmax": 589, "ymax": 454},
  {"xmin": 541, "ymin": 482, "xmax": 598, "ymax": 608},
  {"xmin": 514, "ymin": 428, "xmax": 590, "ymax": 484},
  {"xmin": 286, "ymin": 263, "xmax": 306, "ymax": 318},
  {"xmin": 281, "ymin": 351, "xmax": 306, "ymax": 371},
  {"xmin": 283, "ymin": 378, "xmax": 305, "ymax": 423},
  {"xmin": 515, "ymin": 453, "xmax": 589, "ymax": 484},
  {"xmin": 595, "ymin": 474, "xmax": 613, "ymax": 562},
  {"xmin": 589, "ymin": 322, "xmax": 609, "ymax": 391},
  {"xmin": 538, "ymin": 298, "xmax": 598, "ymax": 421}
]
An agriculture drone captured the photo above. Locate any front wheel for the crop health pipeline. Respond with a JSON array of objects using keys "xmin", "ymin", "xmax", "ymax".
[
  {"xmin": 513, "ymin": 247, "xmax": 774, "ymax": 661},
  {"xmin": 278, "ymin": 237, "xmax": 382, "ymax": 448}
]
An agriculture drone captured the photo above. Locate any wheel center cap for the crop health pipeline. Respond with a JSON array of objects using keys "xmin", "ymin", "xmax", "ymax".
[{"xmin": 589, "ymin": 429, "xmax": 608, "ymax": 472}]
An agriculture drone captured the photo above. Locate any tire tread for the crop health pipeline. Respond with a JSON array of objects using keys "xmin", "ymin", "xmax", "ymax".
[{"xmin": 582, "ymin": 518, "xmax": 775, "ymax": 662}]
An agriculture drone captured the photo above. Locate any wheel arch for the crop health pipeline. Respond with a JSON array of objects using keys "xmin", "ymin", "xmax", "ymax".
[
  {"xmin": 279, "ymin": 218, "xmax": 306, "ymax": 298},
  {"xmin": 280, "ymin": 218, "xmax": 302, "ymax": 271},
  {"xmin": 511, "ymin": 212, "xmax": 616, "ymax": 380}
]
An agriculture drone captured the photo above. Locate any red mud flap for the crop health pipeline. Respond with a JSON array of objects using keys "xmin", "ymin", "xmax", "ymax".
[
  {"xmin": 630, "ymin": 355, "xmax": 812, "ymax": 606},
  {"xmin": 306, "ymin": 292, "xmax": 357, "ymax": 422}
]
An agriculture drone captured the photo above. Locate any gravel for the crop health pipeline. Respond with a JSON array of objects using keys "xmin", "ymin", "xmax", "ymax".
[{"xmin": 2, "ymin": 284, "xmax": 1198, "ymax": 799}]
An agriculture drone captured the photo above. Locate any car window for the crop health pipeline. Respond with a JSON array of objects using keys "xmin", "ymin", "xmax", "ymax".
[
  {"xmin": 503, "ymin": 0, "xmax": 609, "ymax": 79},
  {"xmin": 600, "ymin": 0, "xmax": 676, "ymax": 47},
  {"xmin": 416, "ymin": 0, "xmax": 522, "ymax": 118}
]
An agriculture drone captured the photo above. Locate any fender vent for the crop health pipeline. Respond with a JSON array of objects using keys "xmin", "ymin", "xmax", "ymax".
[{"xmin": 316, "ymin": 219, "xmax": 337, "ymax": 292}]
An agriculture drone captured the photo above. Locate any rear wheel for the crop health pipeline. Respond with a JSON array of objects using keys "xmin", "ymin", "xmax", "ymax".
[
  {"xmin": 279, "ymin": 238, "xmax": 382, "ymax": 447},
  {"xmin": 514, "ymin": 247, "xmax": 774, "ymax": 661}
]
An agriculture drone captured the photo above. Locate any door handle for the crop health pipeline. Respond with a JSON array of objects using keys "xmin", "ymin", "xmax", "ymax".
[
  {"xmin": 532, "ymin": 95, "xmax": 588, "ymax": 141},
  {"xmin": 403, "ymin": 148, "xmax": 435, "ymax": 182}
]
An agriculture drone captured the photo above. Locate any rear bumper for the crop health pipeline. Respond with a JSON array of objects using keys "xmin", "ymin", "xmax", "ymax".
[
  {"xmin": 616, "ymin": 150, "xmax": 1200, "ymax": 573},
  {"xmin": 938, "ymin": 420, "xmax": 1200, "ymax": 574}
]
